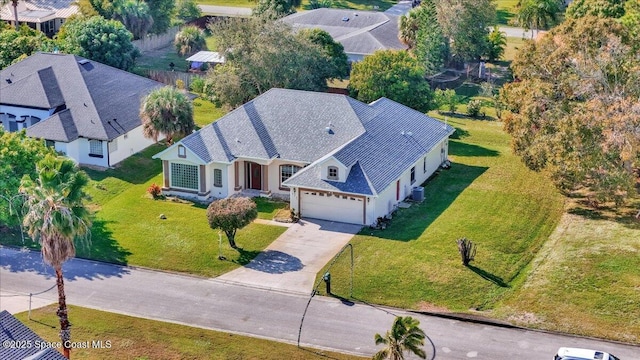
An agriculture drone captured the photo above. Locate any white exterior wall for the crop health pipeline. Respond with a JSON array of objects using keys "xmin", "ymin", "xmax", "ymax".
[
  {"xmin": 75, "ymin": 138, "xmax": 109, "ymax": 167},
  {"xmin": 107, "ymin": 126, "xmax": 158, "ymax": 166},
  {"xmin": 0, "ymin": 105, "xmax": 52, "ymax": 131},
  {"xmin": 209, "ymin": 162, "xmax": 231, "ymax": 198},
  {"xmin": 319, "ymin": 157, "xmax": 349, "ymax": 182}
]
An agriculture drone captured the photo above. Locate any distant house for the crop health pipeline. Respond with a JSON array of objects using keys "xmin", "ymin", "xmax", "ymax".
[
  {"xmin": 0, "ymin": 310, "xmax": 67, "ymax": 360},
  {"xmin": 0, "ymin": 0, "xmax": 78, "ymax": 37},
  {"xmin": 0, "ymin": 53, "xmax": 164, "ymax": 168},
  {"xmin": 153, "ymin": 88, "xmax": 453, "ymax": 225},
  {"xmin": 281, "ymin": 8, "xmax": 407, "ymax": 62}
]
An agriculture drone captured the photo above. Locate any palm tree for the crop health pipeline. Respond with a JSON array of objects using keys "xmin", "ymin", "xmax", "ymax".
[
  {"xmin": 20, "ymin": 155, "xmax": 92, "ymax": 360},
  {"xmin": 116, "ymin": 0, "xmax": 154, "ymax": 40},
  {"xmin": 140, "ymin": 86, "xmax": 195, "ymax": 145},
  {"xmin": 516, "ymin": 0, "xmax": 562, "ymax": 37},
  {"xmin": 1, "ymin": 0, "xmax": 20, "ymax": 29},
  {"xmin": 373, "ymin": 316, "xmax": 427, "ymax": 360},
  {"xmin": 174, "ymin": 25, "xmax": 206, "ymax": 56},
  {"xmin": 398, "ymin": 8, "xmax": 420, "ymax": 49}
]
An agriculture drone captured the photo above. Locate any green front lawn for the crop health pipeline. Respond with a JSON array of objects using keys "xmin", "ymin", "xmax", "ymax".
[
  {"xmin": 496, "ymin": 0, "xmax": 519, "ymax": 25},
  {"xmin": 17, "ymin": 305, "xmax": 363, "ymax": 359},
  {"xmin": 193, "ymin": 98, "xmax": 228, "ymax": 127},
  {"xmin": 317, "ymin": 117, "xmax": 565, "ymax": 312}
]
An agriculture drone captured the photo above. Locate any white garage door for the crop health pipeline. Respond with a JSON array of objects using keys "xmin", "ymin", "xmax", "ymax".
[{"xmin": 300, "ymin": 191, "xmax": 364, "ymax": 225}]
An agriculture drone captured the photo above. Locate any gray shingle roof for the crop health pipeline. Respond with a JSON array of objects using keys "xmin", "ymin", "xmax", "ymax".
[
  {"xmin": 281, "ymin": 8, "xmax": 407, "ymax": 56},
  {"xmin": 178, "ymin": 88, "xmax": 368, "ymax": 163},
  {"xmin": 284, "ymin": 97, "xmax": 455, "ymax": 194},
  {"xmin": 0, "ymin": 310, "xmax": 67, "ymax": 360},
  {"xmin": 0, "ymin": 52, "xmax": 163, "ymax": 142},
  {"xmin": 284, "ymin": 161, "xmax": 374, "ymax": 195}
]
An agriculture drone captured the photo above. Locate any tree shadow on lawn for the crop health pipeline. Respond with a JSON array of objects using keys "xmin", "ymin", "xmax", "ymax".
[
  {"xmin": 79, "ymin": 218, "xmax": 133, "ymax": 267},
  {"xmin": 568, "ymin": 204, "xmax": 640, "ymax": 230},
  {"xmin": 367, "ymin": 163, "xmax": 488, "ymax": 242},
  {"xmin": 231, "ymin": 247, "xmax": 262, "ymax": 266},
  {"xmin": 467, "ymin": 264, "xmax": 510, "ymax": 288},
  {"xmin": 497, "ymin": 9, "xmax": 514, "ymax": 26},
  {"xmin": 449, "ymin": 140, "xmax": 499, "ymax": 157}
]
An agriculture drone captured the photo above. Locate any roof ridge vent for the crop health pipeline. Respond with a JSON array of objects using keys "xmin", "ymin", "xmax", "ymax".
[
  {"xmin": 78, "ymin": 59, "xmax": 89, "ymax": 65},
  {"xmin": 342, "ymin": 16, "xmax": 349, "ymax": 21}
]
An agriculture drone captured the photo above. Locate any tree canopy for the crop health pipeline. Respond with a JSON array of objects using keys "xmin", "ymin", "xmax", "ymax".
[
  {"xmin": 501, "ymin": 16, "xmax": 640, "ymax": 205},
  {"xmin": 252, "ymin": 0, "xmax": 300, "ymax": 19},
  {"xmin": 115, "ymin": 0, "xmax": 154, "ymax": 40},
  {"xmin": 205, "ymin": 18, "xmax": 347, "ymax": 108},
  {"xmin": 373, "ymin": 316, "xmax": 427, "ymax": 360},
  {"xmin": 140, "ymin": 86, "xmax": 195, "ymax": 145},
  {"xmin": 413, "ymin": 0, "xmax": 448, "ymax": 74},
  {"xmin": 297, "ymin": 28, "xmax": 350, "ymax": 80},
  {"xmin": 146, "ymin": 0, "xmax": 174, "ymax": 34},
  {"xmin": 566, "ymin": 0, "xmax": 627, "ymax": 19},
  {"xmin": 174, "ymin": 25, "xmax": 206, "ymax": 56},
  {"xmin": 515, "ymin": 0, "xmax": 563, "ymax": 33},
  {"xmin": 57, "ymin": 16, "xmax": 139, "ymax": 70},
  {"xmin": 176, "ymin": 0, "xmax": 202, "ymax": 23},
  {"xmin": 206, "ymin": 197, "xmax": 257, "ymax": 249},
  {"xmin": 0, "ymin": 129, "xmax": 57, "ymax": 226},
  {"xmin": 0, "ymin": 25, "xmax": 55, "ymax": 69},
  {"xmin": 349, "ymin": 50, "xmax": 433, "ymax": 112}
]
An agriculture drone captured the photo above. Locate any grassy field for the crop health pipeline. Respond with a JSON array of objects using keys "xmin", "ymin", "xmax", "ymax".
[
  {"xmin": 16, "ymin": 305, "xmax": 363, "ymax": 360},
  {"xmin": 316, "ymin": 117, "xmax": 565, "ymax": 311},
  {"xmin": 193, "ymin": 98, "xmax": 227, "ymax": 127}
]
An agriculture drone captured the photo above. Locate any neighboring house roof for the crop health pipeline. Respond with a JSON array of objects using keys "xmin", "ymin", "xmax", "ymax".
[
  {"xmin": 174, "ymin": 88, "xmax": 376, "ymax": 164},
  {"xmin": 281, "ymin": 8, "xmax": 407, "ymax": 56},
  {"xmin": 164, "ymin": 88, "xmax": 454, "ymax": 197},
  {"xmin": 0, "ymin": 0, "xmax": 78, "ymax": 23},
  {"xmin": 186, "ymin": 51, "xmax": 225, "ymax": 64},
  {"xmin": 0, "ymin": 310, "xmax": 67, "ymax": 360},
  {"xmin": 0, "ymin": 52, "xmax": 163, "ymax": 142}
]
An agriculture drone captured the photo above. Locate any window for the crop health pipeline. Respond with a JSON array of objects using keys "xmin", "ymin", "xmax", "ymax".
[
  {"xmin": 45, "ymin": 140, "xmax": 55, "ymax": 148},
  {"xmin": 178, "ymin": 145, "xmax": 186, "ymax": 158},
  {"xmin": 280, "ymin": 164, "xmax": 301, "ymax": 188},
  {"xmin": 423, "ymin": 157, "xmax": 427, "ymax": 173},
  {"xmin": 89, "ymin": 140, "xmax": 103, "ymax": 157},
  {"xmin": 411, "ymin": 166, "xmax": 416, "ymax": 184},
  {"xmin": 328, "ymin": 166, "xmax": 338, "ymax": 180},
  {"xmin": 170, "ymin": 163, "xmax": 199, "ymax": 190},
  {"xmin": 214, "ymin": 169, "xmax": 222, "ymax": 187}
]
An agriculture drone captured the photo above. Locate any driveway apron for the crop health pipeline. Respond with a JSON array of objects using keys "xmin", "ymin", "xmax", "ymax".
[{"xmin": 216, "ymin": 219, "xmax": 361, "ymax": 293}]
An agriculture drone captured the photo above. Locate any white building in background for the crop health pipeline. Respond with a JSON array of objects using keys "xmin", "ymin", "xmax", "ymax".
[
  {"xmin": 0, "ymin": 0, "xmax": 78, "ymax": 37},
  {"xmin": 0, "ymin": 53, "xmax": 164, "ymax": 168}
]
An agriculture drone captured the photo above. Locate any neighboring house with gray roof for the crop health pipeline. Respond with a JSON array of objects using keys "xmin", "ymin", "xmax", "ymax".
[
  {"xmin": 281, "ymin": 8, "xmax": 407, "ymax": 62},
  {"xmin": 0, "ymin": 310, "xmax": 67, "ymax": 360},
  {"xmin": 1, "ymin": 0, "xmax": 78, "ymax": 37},
  {"xmin": 0, "ymin": 52, "xmax": 164, "ymax": 168},
  {"xmin": 153, "ymin": 88, "xmax": 453, "ymax": 225}
]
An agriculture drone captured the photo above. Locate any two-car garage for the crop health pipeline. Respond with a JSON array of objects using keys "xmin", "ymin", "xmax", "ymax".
[{"xmin": 299, "ymin": 190, "xmax": 365, "ymax": 225}]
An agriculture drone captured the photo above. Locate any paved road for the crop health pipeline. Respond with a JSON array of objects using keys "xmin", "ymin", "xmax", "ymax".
[
  {"xmin": 198, "ymin": 4, "xmax": 252, "ymax": 16},
  {"xmin": 1, "ymin": 248, "xmax": 638, "ymax": 359}
]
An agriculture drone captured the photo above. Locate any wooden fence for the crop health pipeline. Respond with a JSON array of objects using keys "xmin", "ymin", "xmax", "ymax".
[
  {"xmin": 142, "ymin": 69, "xmax": 202, "ymax": 89},
  {"xmin": 133, "ymin": 27, "xmax": 180, "ymax": 52}
]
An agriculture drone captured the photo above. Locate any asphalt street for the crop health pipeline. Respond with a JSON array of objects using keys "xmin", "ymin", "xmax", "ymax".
[{"xmin": 1, "ymin": 248, "xmax": 638, "ymax": 359}]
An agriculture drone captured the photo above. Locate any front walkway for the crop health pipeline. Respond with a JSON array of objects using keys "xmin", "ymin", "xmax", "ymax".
[{"xmin": 216, "ymin": 219, "xmax": 361, "ymax": 293}]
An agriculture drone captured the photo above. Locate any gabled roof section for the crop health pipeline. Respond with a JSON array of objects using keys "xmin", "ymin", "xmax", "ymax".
[
  {"xmin": 281, "ymin": 8, "xmax": 407, "ymax": 56},
  {"xmin": 0, "ymin": 53, "xmax": 163, "ymax": 141},
  {"xmin": 333, "ymin": 98, "xmax": 455, "ymax": 193},
  {"xmin": 0, "ymin": 310, "xmax": 67, "ymax": 360},
  {"xmin": 26, "ymin": 108, "xmax": 78, "ymax": 142},
  {"xmin": 283, "ymin": 161, "xmax": 375, "ymax": 196},
  {"xmin": 176, "ymin": 88, "xmax": 369, "ymax": 163}
]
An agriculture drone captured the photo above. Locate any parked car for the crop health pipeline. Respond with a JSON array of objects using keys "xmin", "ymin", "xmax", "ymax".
[{"xmin": 554, "ymin": 347, "xmax": 621, "ymax": 360}]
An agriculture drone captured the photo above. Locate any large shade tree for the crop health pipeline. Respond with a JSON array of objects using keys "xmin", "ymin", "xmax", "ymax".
[
  {"xmin": 206, "ymin": 197, "xmax": 257, "ymax": 249},
  {"xmin": 0, "ymin": 129, "xmax": 57, "ymax": 227},
  {"xmin": 115, "ymin": 0, "xmax": 154, "ymax": 40},
  {"xmin": 0, "ymin": 25, "xmax": 55, "ymax": 69},
  {"xmin": 57, "ymin": 16, "xmax": 139, "ymax": 70},
  {"xmin": 566, "ymin": 0, "xmax": 627, "ymax": 19},
  {"xmin": 20, "ymin": 155, "xmax": 92, "ymax": 359},
  {"xmin": 349, "ymin": 50, "xmax": 433, "ymax": 112},
  {"xmin": 516, "ymin": 0, "xmax": 563, "ymax": 36},
  {"xmin": 373, "ymin": 316, "xmax": 427, "ymax": 360},
  {"xmin": 501, "ymin": 16, "xmax": 640, "ymax": 205},
  {"xmin": 252, "ymin": 0, "xmax": 300, "ymax": 19},
  {"xmin": 140, "ymin": 86, "xmax": 195, "ymax": 145}
]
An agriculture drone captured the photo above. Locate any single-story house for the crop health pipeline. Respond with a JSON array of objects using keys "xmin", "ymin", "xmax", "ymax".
[
  {"xmin": 0, "ymin": 0, "xmax": 78, "ymax": 37},
  {"xmin": 153, "ymin": 88, "xmax": 454, "ymax": 225},
  {"xmin": 0, "ymin": 52, "xmax": 164, "ymax": 168},
  {"xmin": 0, "ymin": 310, "xmax": 67, "ymax": 360},
  {"xmin": 281, "ymin": 8, "xmax": 407, "ymax": 62}
]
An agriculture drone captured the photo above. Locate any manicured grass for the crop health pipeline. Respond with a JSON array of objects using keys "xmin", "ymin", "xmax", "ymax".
[
  {"xmin": 254, "ymin": 197, "xmax": 289, "ymax": 220},
  {"xmin": 496, "ymin": 202, "xmax": 640, "ymax": 344},
  {"xmin": 134, "ymin": 47, "xmax": 189, "ymax": 73},
  {"xmin": 193, "ymin": 97, "xmax": 228, "ymax": 127},
  {"xmin": 0, "ymin": 145, "xmax": 285, "ymax": 277},
  {"xmin": 503, "ymin": 36, "xmax": 528, "ymax": 62},
  {"xmin": 16, "ymin": 305, "xmax": 363, "ymax": 359},
  {"xmin": 496, "ymin": 0, "xmax": 519, "ymax": 25},
  {"xmin": 316, "ymin": 118, "xmax": 565, "ymax": 312}
]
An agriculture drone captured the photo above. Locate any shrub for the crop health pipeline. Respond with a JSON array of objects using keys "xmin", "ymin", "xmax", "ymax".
[
  {"xmin": 466, "ymin": 99, "xmax": 483, "ymax": 118},
  {"xmin": 147, "ymin": 183, "xmax": 162, "ymax": 199},
  {"xmin": 190, "ymin": 77, "xmax": 205, "ymax": 94}
]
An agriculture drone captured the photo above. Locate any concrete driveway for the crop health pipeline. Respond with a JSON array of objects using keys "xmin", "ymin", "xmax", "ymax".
[{"xmin": 216, "ymin": 219, "xmax": 361, "ymax": 294}]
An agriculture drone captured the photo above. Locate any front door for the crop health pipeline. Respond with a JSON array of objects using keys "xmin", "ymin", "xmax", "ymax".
[{"xmin": 247, "ymin": 162, "xmax": 262, "ymax": 190}]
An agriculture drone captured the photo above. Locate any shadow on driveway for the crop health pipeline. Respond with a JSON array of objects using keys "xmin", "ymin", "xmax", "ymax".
[{"xmin": 245, "ymin": 250, "xmax": 304, "ymax": 274}]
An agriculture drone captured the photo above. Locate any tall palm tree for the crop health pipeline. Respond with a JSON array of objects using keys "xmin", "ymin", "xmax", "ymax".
[
  {"xmin": 20, "ymin": 155, "xmax": 92, "ymax": 360},
  {"xmin": 1, "ymin": 0, "xmax": 20, "ymax": 29},
  {"xmin": 398, "ymin": 8, "xmax": 420, "ymax": 49},
  {"xmin": 174, "ymin": 25, "xmax": 206, "ymax": 56},
  {"xmin": 140, "ymin": 86, "xmax": 195, "ymax": 145},
  {"xmin": 116, "ymin": 0, "xmax": 154, "ymax": 40},
  {"xmin": 373, "ymin": 316, "xmax": 427, "ymax": 360},
  {"xmin": 516, "ymin": 0, "xmax": 562, "ymax": 37}
]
